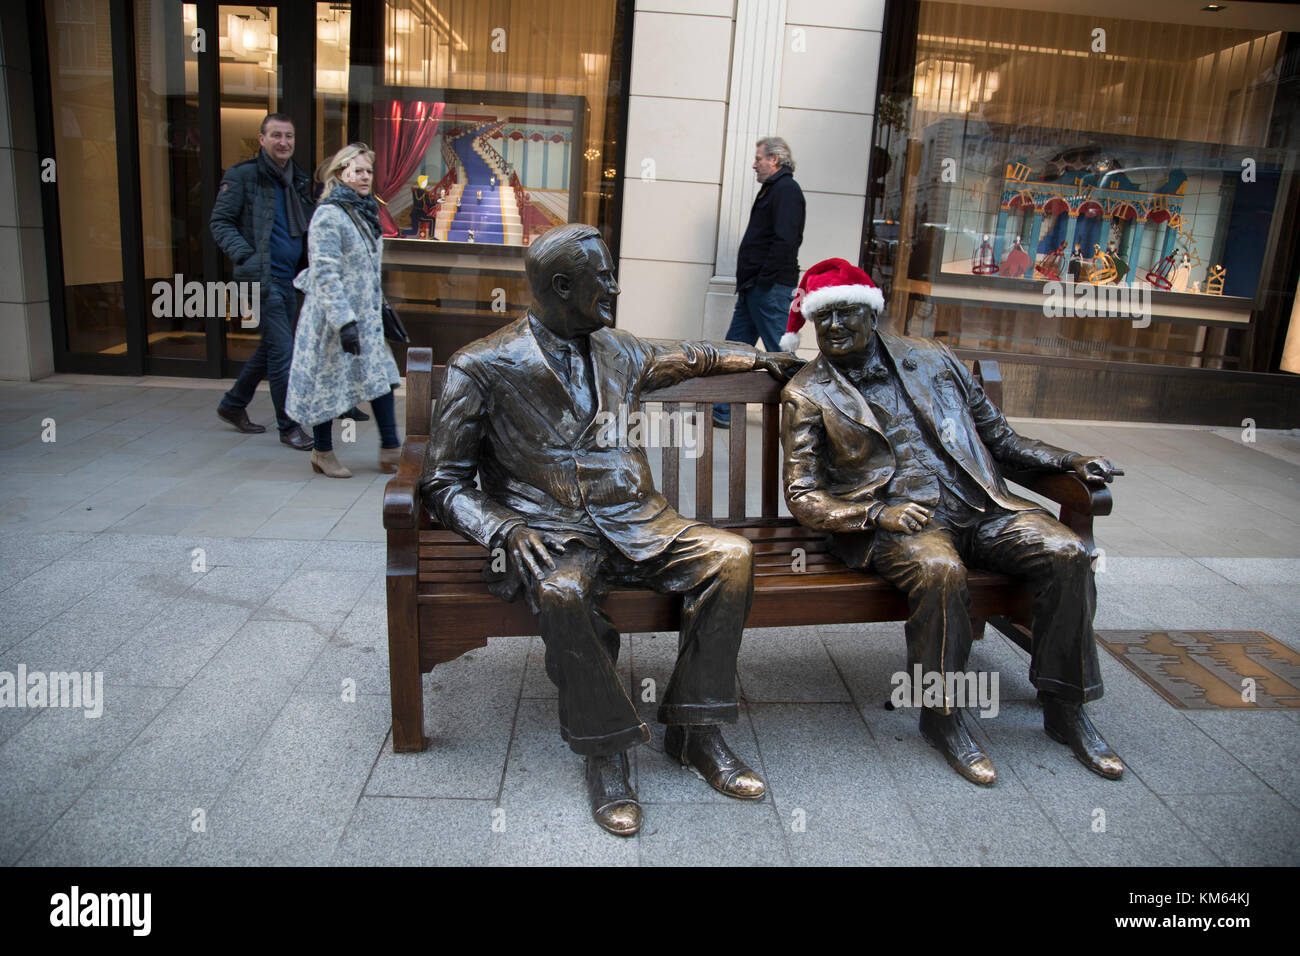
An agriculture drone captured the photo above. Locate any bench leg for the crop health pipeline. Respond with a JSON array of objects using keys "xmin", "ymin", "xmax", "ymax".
[
  {"xmin": 387, "ymin": 534, "xmax": 425, "ymax": 753},
  {"xmin": 971, "ymin": 615, "xmax": 987, "ymax": 641}
]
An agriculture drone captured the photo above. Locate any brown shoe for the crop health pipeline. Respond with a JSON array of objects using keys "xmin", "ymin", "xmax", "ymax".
[
  {"xmin": 585, "ymin": 752, "xmax": 641, "ymax": 837},
  {"xmin": 379, "ymin": 445, "xmax": 401, "ymax": 474},
  {"xmin": 664, "ymin": 724, "xmax": 766, "ymax": 800},
  {"xmin": 919, "ymin": 708, "xmax": 997, "ymax": 786},
  {"xmin": 311, "ymin": 449, "xmax": 352, "ymax": 479},
  {"xmin": 280, "ymin": 426, "xmax": 313, "ymax": 451},
  {"xmin": 217, "ymin": 405, "xmax": 266, "ymax": 434}
]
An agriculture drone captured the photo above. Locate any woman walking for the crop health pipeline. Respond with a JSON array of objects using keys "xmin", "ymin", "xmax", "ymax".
[{"xmin": 287, "ymin": 143, "xmax": 402, "ymax": 478}]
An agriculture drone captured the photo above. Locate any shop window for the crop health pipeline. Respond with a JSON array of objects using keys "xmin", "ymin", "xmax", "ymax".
[
  {"xmin": 362, "ymin": 0, "xmax": 627, "ymax": 363},
  {"xmin": 868, "ymin": 2, "xmax": 1297, "ymax": 369},
  {"xmin": 46, "ymin": 0, "xmax": 126, "ymax": 357}
]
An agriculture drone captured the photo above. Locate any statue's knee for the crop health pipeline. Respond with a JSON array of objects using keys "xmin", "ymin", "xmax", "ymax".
[
  {"xmin": 1047, "ymin": 534, "xmax": 1090, "ymax": 570},
  {"xmin": 915, "ymin": 553, "xmax": 966, "ymax": 588},
  {"xmin": 723, "ymin": 534, "xmax": 754, "ymax": 570},
  {"xmin": 703, "ymin": 531, "xmax": 753, "ymax": 573},
  {"xmin": 534, "ymin": 569, "xmax": 589, "ymax": 609}
]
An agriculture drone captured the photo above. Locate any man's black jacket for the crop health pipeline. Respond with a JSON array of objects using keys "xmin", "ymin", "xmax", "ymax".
[
  {"xmin": 209, "ymin": 154, "xmax": 315, "ymax": 288},
  {"xmin": 736, "ymin": 165, "xmax": 805, "ymax": 291}
]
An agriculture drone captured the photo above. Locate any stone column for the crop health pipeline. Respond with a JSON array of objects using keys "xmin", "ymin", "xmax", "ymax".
[
  {"xmin": 0, "ymin": 2, "xmax": 53, "ymax": 381},
  {"xmin": 703, "ymin": 0, "xmax": 789, "ymax": 339}
]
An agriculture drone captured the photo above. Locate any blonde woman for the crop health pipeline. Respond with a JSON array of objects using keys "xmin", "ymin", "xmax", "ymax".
[{"xmin": 287, "ymin": 143, "xmax": 402, "ymax": 478}]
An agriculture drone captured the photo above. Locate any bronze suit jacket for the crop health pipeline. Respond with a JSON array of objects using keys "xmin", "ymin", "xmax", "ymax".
[
  {"xmin": 781, "ymin": 330, "xmax": 1075, "ymax": 569},
  {"xmin": 422, "ymin": 314, "xmax": 765, "ymax": 575}
]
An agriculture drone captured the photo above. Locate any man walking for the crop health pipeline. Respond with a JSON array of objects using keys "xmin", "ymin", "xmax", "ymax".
[
  {"xmin": 714, "ymin": 136, "xmax": 805, "ymax": 429},
  {"xmin": 211, "ymin": 112, "xmax": 314, "ymax": 449}
]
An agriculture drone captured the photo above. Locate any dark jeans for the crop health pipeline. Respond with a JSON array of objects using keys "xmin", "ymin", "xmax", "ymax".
[
  {"xmin": 220, "ymin": 276, "xmax": 298, "ymax": 434},
  {"xmin": 313, "ymin": 388, "xmax": 399, "ymax": 452},
  {"xmin": 516, "ymin": 525, "xmax": 754, "ymax": 757},
  {"xmin": 870, "ymin": 507, "xmax": 1103, "ymax": 710},
  {"xmin": 714, "ymin": 282, "xmax": 795, "ymax": 425}
]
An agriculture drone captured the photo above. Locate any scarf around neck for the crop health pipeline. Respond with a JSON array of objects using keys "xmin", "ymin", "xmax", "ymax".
[
  {"xmin": 321, "ymin": 183, "xmax": 381, "ymax": 242},
  {"xmin": 258, "ymin": 147, "xmax": 308, "ymax": 238}
]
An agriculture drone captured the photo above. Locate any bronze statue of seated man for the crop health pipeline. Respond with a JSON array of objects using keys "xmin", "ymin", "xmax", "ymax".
[
  {"xmin": 779, "ymin": 258, "xmax": 1125, "ymax": 785},
  {"xmin": 420, "ymin": 223, "xmax": 801, "ymax": 835}
]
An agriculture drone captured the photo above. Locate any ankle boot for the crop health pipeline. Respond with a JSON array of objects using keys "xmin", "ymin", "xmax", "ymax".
[
  {"xmin": 311, "ymin": 449, "xmax": 352, "ymax": 478},
  {"xmin": 379, "ymin": 445, "xmax": 401, "ymax": 474}
]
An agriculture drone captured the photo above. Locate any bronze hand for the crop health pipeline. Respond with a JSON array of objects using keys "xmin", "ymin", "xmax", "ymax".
[
  {"xmin": 877, "ymin": 502, "xmax": 932, "ymax": 534},
  {"xmin": 756, "ymin": 352, "xmax": 806, "ymax": 382},
  {"xmin": 1068, "ymin": 455, "xmax": 1124, "ymax": 485},
  {"xmin": 505, "ymin": 525, "xmax": 567, "ymax": 582}
]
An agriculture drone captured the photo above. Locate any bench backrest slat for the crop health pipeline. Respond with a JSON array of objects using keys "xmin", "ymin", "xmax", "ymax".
[
  {"xmin": 695, "ymin": 401, "xmax": 714, "ymax": 524},
  {"xmin": 729, "ymin": 403, "xmax": 746, "ymax": 520},
  {"xmin": 660, "ymin": 401, "xmax": 680, "ymax": 510}
]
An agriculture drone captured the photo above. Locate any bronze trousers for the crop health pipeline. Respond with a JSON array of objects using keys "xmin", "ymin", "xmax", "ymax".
[
  {"xmin": 870, "ymin": 507, "xmax": 1102, "ymax": 710},
  {"xmin": 522, "ymin": 525, "xmax": 755, "ymax": 757}
]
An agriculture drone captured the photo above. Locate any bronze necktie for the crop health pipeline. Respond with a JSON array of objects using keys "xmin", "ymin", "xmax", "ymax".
[{"xmin": 565, "ymin": 341, "xmax": 595, "ymax": 425}]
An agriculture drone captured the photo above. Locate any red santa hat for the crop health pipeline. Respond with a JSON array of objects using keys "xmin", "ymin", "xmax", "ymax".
[{"xmin": 779, "ymin": 258, "xmax": 884, "ymax": 353}]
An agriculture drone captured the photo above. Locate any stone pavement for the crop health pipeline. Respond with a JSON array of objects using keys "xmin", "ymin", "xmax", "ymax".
[{"xmin": 0, "ymin": 375, "xmax": 1297, "ymax": 866}]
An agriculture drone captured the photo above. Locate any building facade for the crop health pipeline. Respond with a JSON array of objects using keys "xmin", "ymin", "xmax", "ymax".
[{"xmin": 2, "ymin": 0, "xmax": 1299, "ymax": 424}]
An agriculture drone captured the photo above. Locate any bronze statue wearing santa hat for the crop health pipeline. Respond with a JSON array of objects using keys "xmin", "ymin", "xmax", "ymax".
[{"xmin": 780, "ymin": 257, "xmax": 1126, "ymax": 785}]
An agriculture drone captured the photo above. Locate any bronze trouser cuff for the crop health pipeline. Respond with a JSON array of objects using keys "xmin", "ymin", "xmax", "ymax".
[
  {"xmin": 561, "ymin": 721, "xmax": 652, "ymax": 758},
  {"xmin": 1032, "ymin": 675, "xmax": 1104, "ymax": 704},
  {"xmin": 657, "ymin": 702, "xmax": 739, "ymax": 725}
]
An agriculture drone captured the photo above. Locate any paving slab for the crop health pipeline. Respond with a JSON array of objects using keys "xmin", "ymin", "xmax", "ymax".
[{"xmin": 177, "ymin": 693, "xmax": 392, "ymax": 866}]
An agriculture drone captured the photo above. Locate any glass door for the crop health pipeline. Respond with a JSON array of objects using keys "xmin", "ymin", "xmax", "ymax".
[
  {"xmin": 217, "ymin": 3, "xmax": 282, "ymax": 365},
  {"xmin": 45, "ymin": 0, "xmax": 130, "ymax": 371},
  {"xmin": 135, "ymin": 0, "xmax": 209, "ymax": 371}
]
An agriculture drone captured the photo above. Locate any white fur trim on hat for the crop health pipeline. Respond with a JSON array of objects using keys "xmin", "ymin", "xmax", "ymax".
[
  {"xmin": 800, "ymin": 283, "xmax": 884, "ymax": 319},
  {"xmin": 779, "ymin": 331, "xmax": 802, "ymax": 353}
]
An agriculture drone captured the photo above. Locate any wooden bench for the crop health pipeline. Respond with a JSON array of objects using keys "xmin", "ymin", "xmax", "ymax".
[{"xmin": 383, "ymin": 347, "xmax": 1113, "ymax": 752}]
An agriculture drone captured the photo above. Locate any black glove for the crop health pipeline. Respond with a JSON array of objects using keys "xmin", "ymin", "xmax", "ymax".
[{"xmin": 339, "ymin": 321, "xmax": 360, "ymax": 356}]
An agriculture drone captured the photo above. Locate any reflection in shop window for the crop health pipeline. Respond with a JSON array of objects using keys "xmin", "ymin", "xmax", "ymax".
[
  {"xmin": 870, "ymin": 2, "xmax": 1296, "ymax": 370},
  {"xmin": 373, "ymin": 0, "xmax": 627, "ymax": 365}
]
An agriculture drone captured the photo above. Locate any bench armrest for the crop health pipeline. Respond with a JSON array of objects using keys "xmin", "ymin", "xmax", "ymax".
[
  {"xmin": 1002, "ymin": 468, "xmax": 1113, "ymax": 517},
  {"xmin": 383, "ymin": 437, "xmax": 429, "ymax": 531}
]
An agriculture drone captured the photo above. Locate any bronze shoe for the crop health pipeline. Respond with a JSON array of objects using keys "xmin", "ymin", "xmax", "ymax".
[
  {"xmin": 1042, "ymin": 697, "xmax": 1125, "ymax": 780},
  {"xmin": 584, "ymin": 752, "xmax": 641, "ymax": 837},
  {"xmin": 663, "ymin": 724, "xmax": 766, "ymax": 800},
  {"xmin": 919, "ymin": 708, "xmax": 997, "ymax": 786}
]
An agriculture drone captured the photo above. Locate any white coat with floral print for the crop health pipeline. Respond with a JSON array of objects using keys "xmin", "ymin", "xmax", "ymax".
[{"xmin": 287, "ymin": 203, "xmax": 400, "ymax": 428}]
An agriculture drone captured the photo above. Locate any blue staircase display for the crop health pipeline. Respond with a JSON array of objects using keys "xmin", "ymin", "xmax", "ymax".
[{"xmin": 446, "ymin": 129, "xmax": 505, "ymax": 243}]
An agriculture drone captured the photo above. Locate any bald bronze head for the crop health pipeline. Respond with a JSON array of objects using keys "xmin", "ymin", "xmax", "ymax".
[{"xmin": 526, "ymin": 224, "xmax": 620, "ymax": 339}]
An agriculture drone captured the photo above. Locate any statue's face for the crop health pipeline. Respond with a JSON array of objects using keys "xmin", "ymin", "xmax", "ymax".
[
  {"xmin": 812, "ymin": 303, "xmax": 876, "ymax": 359},
  {"xmin": 545, "ymin": 236, "xmax": 620, "ymax": 337}
]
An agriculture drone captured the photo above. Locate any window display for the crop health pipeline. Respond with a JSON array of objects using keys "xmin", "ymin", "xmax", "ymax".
[
  {"xmin": 916, "ymin": 119, "xmax": 1286, "ymax": 302},
  {"xmin": 372, "ymin": 91, "xmax": 584, "ymax": 248},
  {"xmin": 865, "ymin": 0, "xmax": 1297, "ymax": 370}
]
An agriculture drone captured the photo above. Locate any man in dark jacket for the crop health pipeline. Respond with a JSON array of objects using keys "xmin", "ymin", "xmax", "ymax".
[
  {"xmin": 714, "ymin": 136, "xmax": 805, "ymax": 428},
  {"xmin": 211, "ymin": 113, "xmax": 314, "ymax": 449}
]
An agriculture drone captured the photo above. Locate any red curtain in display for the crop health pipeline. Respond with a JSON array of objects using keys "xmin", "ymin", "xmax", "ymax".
[{"xmin": 373, "ymin": 100, "xmax": 445, "ymax": 236}]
